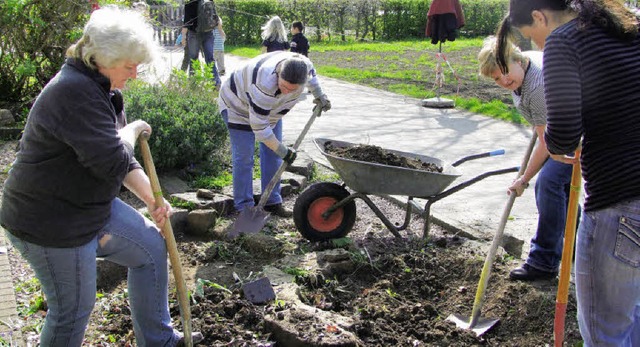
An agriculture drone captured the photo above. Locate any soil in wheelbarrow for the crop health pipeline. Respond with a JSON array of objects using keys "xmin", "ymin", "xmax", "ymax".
[
  {"xmin": 3, "ymin": 144, "xmax": 581, "ymax": 346},
  {"xmin": 325, "ymin": 141, "xmax": 443, "ymax": 173}
]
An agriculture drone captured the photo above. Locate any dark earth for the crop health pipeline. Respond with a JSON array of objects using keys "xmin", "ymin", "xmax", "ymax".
[
  {"xmin": 324, "ymin": 141, "xmax": 443, "ymax": 173},
  {"xmin": 2, "ymin": 138, "xmax": 583, "ymax": 346}
]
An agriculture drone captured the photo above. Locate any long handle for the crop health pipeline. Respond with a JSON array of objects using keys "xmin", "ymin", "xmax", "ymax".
[
  {"xmin": 554, "ymin": 150, "xmax": 581, "ymax": 347},
  {"xmin": 139, "ymin": 133, "xmax": 193, "ymax": 347},
  {"xmin": 469, "ymin": 133, "xmax": 538, "ymax": 328},
  {"xmin": 256, "ymin": 105, "xmax": 323, "ymax": 209}
]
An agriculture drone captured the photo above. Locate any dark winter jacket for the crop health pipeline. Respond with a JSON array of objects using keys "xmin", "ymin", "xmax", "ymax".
[
  {"xmin": 0, "ymin": 58, "xmax": 141, "ymax": 248},
  {"xmin": 290, "ymin": 33, "xmax": 309, "ymax": 57}
]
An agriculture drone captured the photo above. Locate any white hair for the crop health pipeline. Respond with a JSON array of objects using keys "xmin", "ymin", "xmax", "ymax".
[
  {"xmin": 261, "ymin": 16, "xmax": 288, "ymax": 43},
  {"xmin": 66, "ymin": 5, "xmax": 157, "ymax": 69}
]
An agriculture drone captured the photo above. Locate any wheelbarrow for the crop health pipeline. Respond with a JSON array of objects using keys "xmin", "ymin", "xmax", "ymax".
[{"xmin": 293, "ymin": 138, "xmax": 520, "ymax": 241}]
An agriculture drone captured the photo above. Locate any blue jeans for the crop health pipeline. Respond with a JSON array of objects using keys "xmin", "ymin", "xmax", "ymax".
[
  {"xmin": 527, "ymin": 158, "xmax": 574, "ymax": 272},
  {"xmin": 6, "ymin": 199, "xmax": 180, "ymax": 347},
  {"xmin": 575, "ymin": 199, "xmax": 640, "ymax": 346},
  {"xmin": 186, "ymin": 30, "xmax": 221, "ymax": 86},
  {"xmin": 222, "ymin": 110, "xmax": 283, "ymax": 211}
]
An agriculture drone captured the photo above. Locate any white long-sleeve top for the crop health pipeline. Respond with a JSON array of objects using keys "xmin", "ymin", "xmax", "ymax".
[{"xmin": 218, "ymin": 51, "xmax": 323, "ymax": 148}]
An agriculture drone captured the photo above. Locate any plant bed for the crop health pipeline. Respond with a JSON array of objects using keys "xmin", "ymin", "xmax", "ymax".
[{"xmin": 2, "ymin": 141, "xmax": 582, "ymax": 346}]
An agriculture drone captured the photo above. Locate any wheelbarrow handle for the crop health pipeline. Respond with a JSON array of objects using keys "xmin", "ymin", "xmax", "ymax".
[{"xmin": 451, "ymin": 149, "xmax": 505, "ymax": 167}]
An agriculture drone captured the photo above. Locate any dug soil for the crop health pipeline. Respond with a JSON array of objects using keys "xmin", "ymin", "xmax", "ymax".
[
  {"xmin": 2, "ymin": 138, "xmax": 582, "ymax": 346},
  {"xmin": 324, "ymin": 141, "xmax": 443, "ymax": 173}
]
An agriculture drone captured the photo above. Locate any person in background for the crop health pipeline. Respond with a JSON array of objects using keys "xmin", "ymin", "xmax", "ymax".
[
  {"xmin": 290, "ymin": 21, "xmax": 309, "ymax": 57},
  {"xmin": 0, "ymin": 6, "xmax": 202, "ymax": 346},
  {"xmin": 478, "ymin": 36, "xmax": 574, "ymax": 281},
  {"xmin": 261, "ymin": 16, "xmax": 290, "ymax": 53},
  {"xmin": 497, "ymin": 0, "xmax": 640, "ymax": 345},
  {"xmin": 218, "ymin": 51, "xmax": 331, "ymax": 217},
  {"xmin": 181, "ymin": 0, "xmax": 221, "ymax": 86},
  {"xmin": 213, "ymin": 17, "xmax": 226, "ymax": 75}
]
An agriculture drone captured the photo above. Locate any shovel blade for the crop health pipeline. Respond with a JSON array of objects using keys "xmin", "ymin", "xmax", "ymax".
[
  {"xmin": 228, "ymin": 207, "xmax": 271, "ymax": 238},
  {"xmin": 446, "ymin": 313, "xmax": 499, "ymax": 336}
]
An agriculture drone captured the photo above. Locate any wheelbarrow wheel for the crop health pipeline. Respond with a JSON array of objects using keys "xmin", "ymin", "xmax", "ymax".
[{"xmin": 294, "ymin": 182, "xmax": 356, "ymax": 241}]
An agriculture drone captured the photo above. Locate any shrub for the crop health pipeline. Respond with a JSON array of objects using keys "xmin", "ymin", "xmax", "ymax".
[{"xmin": 123, "ymin": 68, "xmax": 228, "ymax": 174}]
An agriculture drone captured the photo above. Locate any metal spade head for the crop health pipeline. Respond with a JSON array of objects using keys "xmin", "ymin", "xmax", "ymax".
[
  {"xmin": 228, "ymin": 207, "xmax": 271, "ymax": 238},
  {"xmin": 446, "ymin": 313, "xmax": 499, "ymax": 337}
]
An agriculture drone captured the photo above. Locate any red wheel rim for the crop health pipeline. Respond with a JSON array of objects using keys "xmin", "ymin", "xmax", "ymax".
[{"xmin": 307, "ymin": 197, "xmax": 344, "ymax": 233}]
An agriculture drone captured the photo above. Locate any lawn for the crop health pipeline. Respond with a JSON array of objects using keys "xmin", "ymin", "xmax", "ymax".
[{"xmin": 227, "ymin": 38, "xmax": 526, "ymax": 124}]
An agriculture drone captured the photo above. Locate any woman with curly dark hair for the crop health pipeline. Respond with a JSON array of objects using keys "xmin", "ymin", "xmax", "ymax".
[{"xmin": 496, "ymin": 1, "xmax": 640, "ymax": 345}]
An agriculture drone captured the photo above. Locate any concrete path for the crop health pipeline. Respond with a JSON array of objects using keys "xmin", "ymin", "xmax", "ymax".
[{"xmin": 151, "ymin": 46, "xmax": 541, "ymax": 254}]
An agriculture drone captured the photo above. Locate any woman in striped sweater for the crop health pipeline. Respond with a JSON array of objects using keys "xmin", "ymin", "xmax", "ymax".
[{"xmin": 497, "ymin": 1, "xmax": 640, "ymax": 345}]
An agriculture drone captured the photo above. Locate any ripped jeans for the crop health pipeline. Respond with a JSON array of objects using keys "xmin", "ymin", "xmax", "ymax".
[
  {"xmin": 575, "ymin": 199, "xmax": 640, "ymax": 346},
  {"xmin": 5, "ymin": 198, "xmax": 180, "ymax": 347}
]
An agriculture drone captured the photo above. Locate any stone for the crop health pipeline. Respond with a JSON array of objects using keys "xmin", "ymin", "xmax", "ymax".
[
  {"xmin": 171, "ymin": 192, "xmax": 234, "ymax": 215},
  {"xmin": 287, "ymin": 151, "xmax": 314, "ymax": 179},
  {"xmin": 502, "ymin": 233, "xmax": 524, "ymax": 258},
  {"xmin": 186, "ymin": 209, "xmax": 218, "ymax": 236},
  {"xmin": 169, "ymin": 208, "xmax": 189, "ymax": 234},
  {"xmin": 196, "ymin": 188, "xmax": 215, "ymax": 199},
  {"xmin": 159, "ymin": 174, "xmax": 191, "ymax": 195},
  {"xmin": 242, "ymin": 277, "xmax": 276, "ymax": 304},
  {"xmin": 0, "ymin": 110, "xmax": 14, "ymax": 126}
]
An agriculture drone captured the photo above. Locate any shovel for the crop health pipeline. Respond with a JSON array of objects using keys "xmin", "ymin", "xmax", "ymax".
[
  {"xmin": 554, "ymin": 150, "xmax": 581, "ymax": 347},
  {"xmin": 447, "ymin": 132, "xmax": 538, "ymax": 336},
  {"xmin": 229, "ymin": 105, "xmax": 323, "ymax": 238},
  {"xmin": 139, "ymin": 133, "xmax": 193, "ymax": 347}
]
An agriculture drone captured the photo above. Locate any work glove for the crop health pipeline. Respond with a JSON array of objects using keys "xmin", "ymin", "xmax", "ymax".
[
  {"xmin": 313, "ymin": 94, "xmax": 332, "ymax": 112},
  {"xmin": 282, "ymin": 148, "xmax": 297, "ymax": 165},
  {"xmin": 507, "ymin": 177, "xmax": 529, "ymax": 197}
]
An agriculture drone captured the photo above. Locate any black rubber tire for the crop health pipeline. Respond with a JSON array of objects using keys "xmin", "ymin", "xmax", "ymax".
[{"xmin": 293, "ymin": 182, "xmax": 357, "ymax": 241}]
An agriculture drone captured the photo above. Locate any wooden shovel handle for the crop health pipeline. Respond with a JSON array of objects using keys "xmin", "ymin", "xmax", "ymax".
[
  {"xmin": 554, "ymin": 150, "xmax": 581, "ymax": 347},
  {"xmin": 139, "ymin": 132, "xmax": 193, "ymax": 347}
]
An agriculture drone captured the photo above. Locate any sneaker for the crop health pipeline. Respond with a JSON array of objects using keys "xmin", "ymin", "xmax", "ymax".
[
  {"xmin": 263, "ymin": 203, "xmax": 293, "ymax": 218},
  {"xmin": 176, "ymin": 331, "xmax": 204, "ymax": 346},
  {"xmin": 509, "ymin": 264, "xmax": 557, "ymax": 281}
]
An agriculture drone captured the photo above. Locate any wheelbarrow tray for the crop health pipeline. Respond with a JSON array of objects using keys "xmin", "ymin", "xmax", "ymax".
[{"xmin": 315, "ymin": 138, "xmax": 461, "ymax": 198}]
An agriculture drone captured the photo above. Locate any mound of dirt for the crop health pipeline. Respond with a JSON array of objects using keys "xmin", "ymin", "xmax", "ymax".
[{"xmin": 324, "ymin": 141, "xmax": 443, "ymax": 173}]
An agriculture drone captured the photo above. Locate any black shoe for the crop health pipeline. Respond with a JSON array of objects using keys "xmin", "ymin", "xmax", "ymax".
[
  {"xmin": 263, "ymin": 203, "xmax": 293, "ymax": 218},
  {"xmin": 176, "ymin": 331, "xmax": 204, "ymax": 346},
  {"xmin": 509, "ymin": 264, "xmax": 557, "ymax": 281}
]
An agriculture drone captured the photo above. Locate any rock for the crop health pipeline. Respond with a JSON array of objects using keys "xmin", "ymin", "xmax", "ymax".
[
  {"xmin": 159, "ymin": 174, "xmax": 191, "ymax": 195},
  {"xmin": 280, "ymin": 171, "xmax": 307, "ymax": 196},
  {"xmin": 502, "ymin": 233, "xmax": 524, "ymax": 258},
  {"xmin": 287, "ymin": 151, "xmax": 314, "ymax": 179},
  {"xmin": 0, "ymin": 109, "xmax": 15, "ymax": 126},
  {"xmin": 171, "ymin": 192, "xmax": 234, "ymax": 215},
  {"xmin": 196, "ymin": 188, "xmax": 215, "ymax": 199},
  {"xmin": 241, "ymin": 277, "xmax": 276, "ymax": 304},
  {"xmin": 169, "ymin": 208, "xmax": 189, "ymax": 234},
  {"xmin": 186, "ymin": 209, "xmax": 217, "ymax": 236}
]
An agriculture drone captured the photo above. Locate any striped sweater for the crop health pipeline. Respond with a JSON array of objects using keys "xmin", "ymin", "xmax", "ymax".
[
  {"xmin": 218, "ymin": 51, "xmax": 323, "ymax": 146},
  {"xmin": 543, "ymin": 18, "xmax": 640, "ymax": 211}
]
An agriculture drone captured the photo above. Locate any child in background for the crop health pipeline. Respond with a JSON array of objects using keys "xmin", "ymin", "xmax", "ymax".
[
  {"xmin": 261, "ymin": 16, "xmax": 290, "ymax": 53},
  {"xmin": 213, "ymin": 18, "xmax": 226, "ymax": 75},
  {"xmin": 290, "ymin": 21, "xmax": 309, "ymax": 57}
]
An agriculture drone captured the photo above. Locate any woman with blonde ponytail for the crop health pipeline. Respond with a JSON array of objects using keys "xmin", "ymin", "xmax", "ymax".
[{"xmin": 497, "ymin": 1, "xmax": 640, "ymax": 345}]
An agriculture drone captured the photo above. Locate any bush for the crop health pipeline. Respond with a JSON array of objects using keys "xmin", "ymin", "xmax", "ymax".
[
  {"xmin": 0, "ymin": 0, "xmax": 87, "ymax": 116},
  {"xmin": 123, "ymin": 68, "xmax": 228, "ymax": 174}
]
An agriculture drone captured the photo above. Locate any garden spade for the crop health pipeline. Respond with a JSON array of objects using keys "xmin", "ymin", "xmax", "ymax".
[
  {"xmin": 139, "ymin": 133, "xmax": 193, "ymax": 347},
  {"xmin": 229, "ymin": 105, "xmax": 323, "ymax": 238},
  {"xmin": 447, "ymin": 132, "xmax": 538, "ymax": 336}
]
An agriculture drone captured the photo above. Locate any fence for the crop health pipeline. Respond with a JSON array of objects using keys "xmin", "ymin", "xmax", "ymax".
[{"xmin": 150, "ymin": 4, "xmax": 184, "ymax": 46}]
